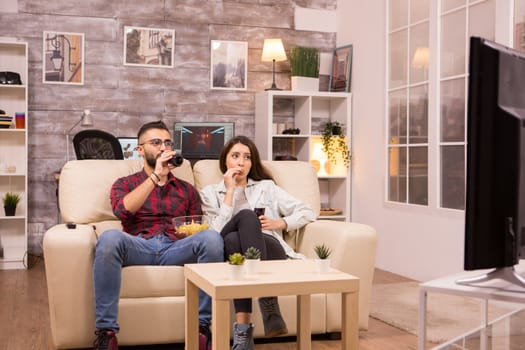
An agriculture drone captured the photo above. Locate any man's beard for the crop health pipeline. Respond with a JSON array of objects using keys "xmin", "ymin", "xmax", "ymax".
[{"xmin": 145, "ymin": 153, "xmax": 157, "ymax": 168}]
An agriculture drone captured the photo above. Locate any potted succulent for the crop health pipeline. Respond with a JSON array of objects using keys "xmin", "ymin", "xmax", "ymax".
[
  {"xmin": 313, "ymin": 243, "xmax": 332, "ymax": 273},
  {"xmin": 289, "ymin": 46, "xmax": 320, "ymax": 91},
  {"xmin": 321, "ymin": 121, "xmax": 350, "ymax": 168},
  {"xmin": 3, "ymin": 192, "xmax": 21, "ymax": 216},
  {"xmin": 244, "ymin": 246, "xmax": 261, "ymax": 275},
  {"xmin": 228, "ymin": 252, "xmax": 245, "ymax": 279}
]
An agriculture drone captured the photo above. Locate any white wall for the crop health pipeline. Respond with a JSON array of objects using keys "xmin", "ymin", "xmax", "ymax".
[{"xmin": 337, "ymin": 0, "xmax": 466, "ymax": 282}]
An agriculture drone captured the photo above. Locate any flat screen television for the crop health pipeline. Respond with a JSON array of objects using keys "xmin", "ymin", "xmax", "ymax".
[
  {"xmin": 173, "ymin": 122, "xmax": 234, "ymax": 160},
  {"xmin": 459, "ymin": 36, "xmax": 525, "ymax": 286}
]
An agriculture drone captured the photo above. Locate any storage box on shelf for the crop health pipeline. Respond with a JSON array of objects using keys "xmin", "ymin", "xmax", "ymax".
[
  {"xmin": 0, "ymin": 40, "xmax": 28, "ymax": 269},
  {"xmin": 255, "ymin": 91, "xmax": 352, "ymax": 221}
]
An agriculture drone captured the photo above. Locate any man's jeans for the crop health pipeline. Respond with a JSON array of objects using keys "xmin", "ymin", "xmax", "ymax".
[{"xmin": 93, "ymin": 229, "xmax": 224, "ymax": 332}]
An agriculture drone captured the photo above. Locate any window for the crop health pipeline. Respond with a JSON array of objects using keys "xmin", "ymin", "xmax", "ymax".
[
  {"xmin": 387, "ymin": 0, "xmax": 430, "ymax": 205},
  {"xmin": 515, "ymin": 0, "xmax": 525, "ymax": 53},
  {"xmin": 439, "ymin": 0, "xmax": 495, "ymax": 209},
  {"xmin": 387, "ymin": 0, "xmax": 496, "ymax": 209}
]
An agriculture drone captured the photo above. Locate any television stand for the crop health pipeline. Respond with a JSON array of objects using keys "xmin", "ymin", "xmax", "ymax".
[
  {"xmin": 419, "ymin": 268, "xmax": 525, "ymax": 349},
  {"xmin": 455, "ymin": 266, "xmax": 525, "ymax": 288}
]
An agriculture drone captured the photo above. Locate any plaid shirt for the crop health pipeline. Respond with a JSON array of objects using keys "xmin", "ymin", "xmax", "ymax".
[{"xmin": 110, "ymin": 170, "xmax": 203, "ymax": 241}]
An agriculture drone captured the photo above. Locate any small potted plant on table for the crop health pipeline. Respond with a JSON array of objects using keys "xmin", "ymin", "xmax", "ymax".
[
  {"xmin": 244, "ymin": 246, "xmax": 261, "ymax": 275},
  {"xmin": 228, "ymin": 252, "xmax": 245, "ymax": 280},
  {"xmin": 3, "ymin": 192, "xmax": 21, "ymax": 217},
  {"xmin": 313, "ymin": 243, "xmax": 332, "ymax": 273}
]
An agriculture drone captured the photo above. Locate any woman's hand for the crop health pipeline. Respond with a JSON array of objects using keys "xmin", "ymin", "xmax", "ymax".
[
  {"xmin": 223, "ymin": 166, "xmax": 242, "ymax": 189},
  {"xmin": 259, "ymin": 216, "xmax": 287, "ymax": 231}
]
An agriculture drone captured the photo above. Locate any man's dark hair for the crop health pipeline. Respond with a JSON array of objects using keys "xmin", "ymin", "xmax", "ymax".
[{"xmin": 137, "ymin": 120, "xmax": 170, "ymax": 140}]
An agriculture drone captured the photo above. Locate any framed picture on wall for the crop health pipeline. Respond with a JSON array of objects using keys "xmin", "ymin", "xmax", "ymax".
[
  {"xmin": 43, "ymin": 31, "xmax": 85, "ymax": 85},
  {"xmin": 329, "ymin": 44, "xmax": 353, "ymax": 92},
  {"xmin": 117, "ymin": 137, "xmax": 141, "ymax": 160},
  {"xmin": 123, "ymin": 26, "xmax": 175, "ymax": 68},
  {"xmin": 210, "ymin": 40, "xmax": 247, "ymax": 90}
]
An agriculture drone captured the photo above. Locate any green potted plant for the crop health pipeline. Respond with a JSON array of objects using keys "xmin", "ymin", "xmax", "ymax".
[
  {"xmin": 228, "ymin": 252, "xmax": 245, "ymax": 279},
  {"xmin": 314, "ymin": 243, "xmax": 332, "ymax": 260},
  {"xmin": 228, "ymin": 252, "xmax": 245, "ymax": 265},
  {"xmin": 244, "ymin": 246, "xmax": 261, "ymax": 275},
  {"xmin": 3, "ymin": 192, "xmax": 21, "ymax": 217},
  {"xmin": 244, "ymin": 246, "xmax": 261, "ymax": 260},
  {"xmin": 321, "ymin": 121, "xmax": 350, "ymax": 168},
  {"xmin": 289, "ymin": 46, "xmax": 320, "ymax": 91},
  {"xmin": 313, "ymin": 243, "xmax": 332, "ymax": 273}
]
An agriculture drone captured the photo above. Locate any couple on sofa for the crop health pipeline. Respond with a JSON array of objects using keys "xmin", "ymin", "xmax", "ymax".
[{"xmin": 93, "ymin": 121, "xmax": 316, "ymax": 350}]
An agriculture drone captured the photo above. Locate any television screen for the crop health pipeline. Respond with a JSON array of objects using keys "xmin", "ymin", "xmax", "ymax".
[
  {"xmin": 461, "ymin": 37, "xmax": 525, "ymax": 286},
  {"xmin": 173, "ymin": 122, "xmax": 234, "ymax": 159}
]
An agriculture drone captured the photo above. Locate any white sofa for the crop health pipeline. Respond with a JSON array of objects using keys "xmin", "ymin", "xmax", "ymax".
[{"xmin": 43, "ymin": 159, "xmax": 377, "ymax": 349}]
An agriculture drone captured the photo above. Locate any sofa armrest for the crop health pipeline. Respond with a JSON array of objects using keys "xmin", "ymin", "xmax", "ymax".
[
  {"xmin": 296, "ymin": 220, "xmax": 377, "ymax": 330},
  {"xmin": 43, "ymin": 224, "xmax": 98, "ymax": 349}
]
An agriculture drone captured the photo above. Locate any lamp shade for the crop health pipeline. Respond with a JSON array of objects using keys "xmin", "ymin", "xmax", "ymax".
[
  {"xmin": 261, "ymin": 39, "xmax": 287, "ymax": 62},
  {"xmin": 412, "ymin": 47, "xmax": 429, "ymax": 68},
  {"xmin": 81, "ymin": 109, "xmax": 93, "ymax": 126}
]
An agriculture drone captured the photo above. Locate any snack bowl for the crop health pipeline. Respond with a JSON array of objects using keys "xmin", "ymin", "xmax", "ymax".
[{"xmin": 173, "ymin": 215, "xmax": 209, "ymax": 236}]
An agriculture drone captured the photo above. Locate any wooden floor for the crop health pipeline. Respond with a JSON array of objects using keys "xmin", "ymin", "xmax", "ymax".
[{"xmin": 0, "ymin": 255, "xmax": 425, "ymax": 350}]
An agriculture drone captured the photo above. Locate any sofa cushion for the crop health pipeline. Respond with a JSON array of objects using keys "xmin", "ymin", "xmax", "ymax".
[
  {"xmin": 58, "ymin": 159, "xmax": 194, "ymax": 224},
  {"xmin": 193, "ymin": 159, "xmax": 321, "ymax": 215}
]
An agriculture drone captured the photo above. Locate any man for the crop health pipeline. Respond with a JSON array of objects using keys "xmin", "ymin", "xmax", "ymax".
[{"xmin": 92, "ymin": 121, "xmax": 223, "ymax": 350}]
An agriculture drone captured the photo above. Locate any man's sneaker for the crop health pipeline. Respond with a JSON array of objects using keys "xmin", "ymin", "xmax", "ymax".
[
  {"xmin": 258, "ymin": 296, "xmax": 288, "ymax": 337},
  {"xmin": 199, "ymin": 324, "xmax": 212, "ymax": 350},
  {"xmin": 232, "ymin": 322, "xmax": 254, "ymax": 350},
  {"xmin": 93, "ymin": 329, "xmax": 118, "ymax": 350}
]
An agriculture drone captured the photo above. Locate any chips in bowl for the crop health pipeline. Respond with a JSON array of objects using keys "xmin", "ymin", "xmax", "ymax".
[{"xmin": 173, "ymin": 215, "xmax": 209, "ymax": 236}]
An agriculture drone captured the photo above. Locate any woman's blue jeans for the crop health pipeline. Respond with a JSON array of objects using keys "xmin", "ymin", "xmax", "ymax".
[{"xmin": 93, "ymin": 229, "xmax": 224, "ymax": 332}]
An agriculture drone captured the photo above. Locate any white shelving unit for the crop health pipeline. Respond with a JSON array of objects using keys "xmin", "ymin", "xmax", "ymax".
[
  {"xmin": 0, "ymin": 40, "xmax": 28, "ymax": 269},
  {"xmin": 255, "ymin": 91, "xmax": 352, "ymax": 221}
]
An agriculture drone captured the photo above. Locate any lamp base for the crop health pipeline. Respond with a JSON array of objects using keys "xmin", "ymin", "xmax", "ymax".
[{"xmin": 265, "ymin": 86, "xmax": 282, "ymax": 91}]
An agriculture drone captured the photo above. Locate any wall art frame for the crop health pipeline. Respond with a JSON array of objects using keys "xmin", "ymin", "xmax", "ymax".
[
  {"xmin": 210, "ymin": 40, "xmax": 247, "ymax": 90},
  {"xmin": 123, "ymin": 26, "xmax": 175, "ymax": 68},
  {"xmin": 43, "ymin": 31, "xmax": 85, "ymax": 85},
  {"xmin": 329, "ymin": 44, "xmax": 353, "ymax": 92}
]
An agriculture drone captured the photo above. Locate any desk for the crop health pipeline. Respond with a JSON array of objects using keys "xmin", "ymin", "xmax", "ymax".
[
  {"xmin": 418, "ymin": 268, "xmax": 525, "ymax": 350},
  {"xmin": 184, "ymin": 259, "xmax": 360, "ymax": 350}
]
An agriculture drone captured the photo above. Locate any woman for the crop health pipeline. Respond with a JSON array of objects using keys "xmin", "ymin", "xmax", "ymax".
[{"xmin": 200, "ymin": 136, "xmax": 316, "ymax": 350}]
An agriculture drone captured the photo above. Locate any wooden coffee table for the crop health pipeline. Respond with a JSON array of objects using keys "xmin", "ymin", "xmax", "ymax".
[{"xmin": 184, "ymin": 259, "xmax": 360, "ymax": 350}]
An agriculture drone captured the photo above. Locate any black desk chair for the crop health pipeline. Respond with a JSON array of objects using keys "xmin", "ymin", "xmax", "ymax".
[{"xmin": 73, "ymin": 129, "xmax": 124, "ymax": 160}]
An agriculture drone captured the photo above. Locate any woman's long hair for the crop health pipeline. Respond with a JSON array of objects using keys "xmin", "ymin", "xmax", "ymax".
[{"xmin": 219, "ymin": 136, "xmax": 273, "ymax": 181}]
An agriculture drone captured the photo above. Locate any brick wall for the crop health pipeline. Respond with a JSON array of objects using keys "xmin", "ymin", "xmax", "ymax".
[{"xmin": 0, "ymin": 0, "xmax": 336, "ymax": 252}]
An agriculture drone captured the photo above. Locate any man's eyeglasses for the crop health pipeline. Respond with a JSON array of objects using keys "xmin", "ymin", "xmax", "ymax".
[{"xmin": 139, "ymin": 138, "xmax": 174, "ymax": 148}]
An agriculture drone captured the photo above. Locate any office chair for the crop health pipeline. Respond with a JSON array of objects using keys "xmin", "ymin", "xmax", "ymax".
[{"xmin": 73, "ymin": 129, "xmax": 124, "ymax": 160}]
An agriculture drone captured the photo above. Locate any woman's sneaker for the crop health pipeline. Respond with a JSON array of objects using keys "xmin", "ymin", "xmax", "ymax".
[
  {"xmin": 232, "ymin": 323, "xmax": 254, "ymax": 350},
  {"xmin": 258, "ymin": 296, "xmax": 288, "ymax": 337}
]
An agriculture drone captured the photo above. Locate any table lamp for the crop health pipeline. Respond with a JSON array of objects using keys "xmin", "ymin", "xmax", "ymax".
[
  {"xmin": 261, "ymin": 38, "xmax": 287, "ymax": 90},
  {"xmin": 311, "ymin": 140, "xmax": 329, "ymax": 176}
]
